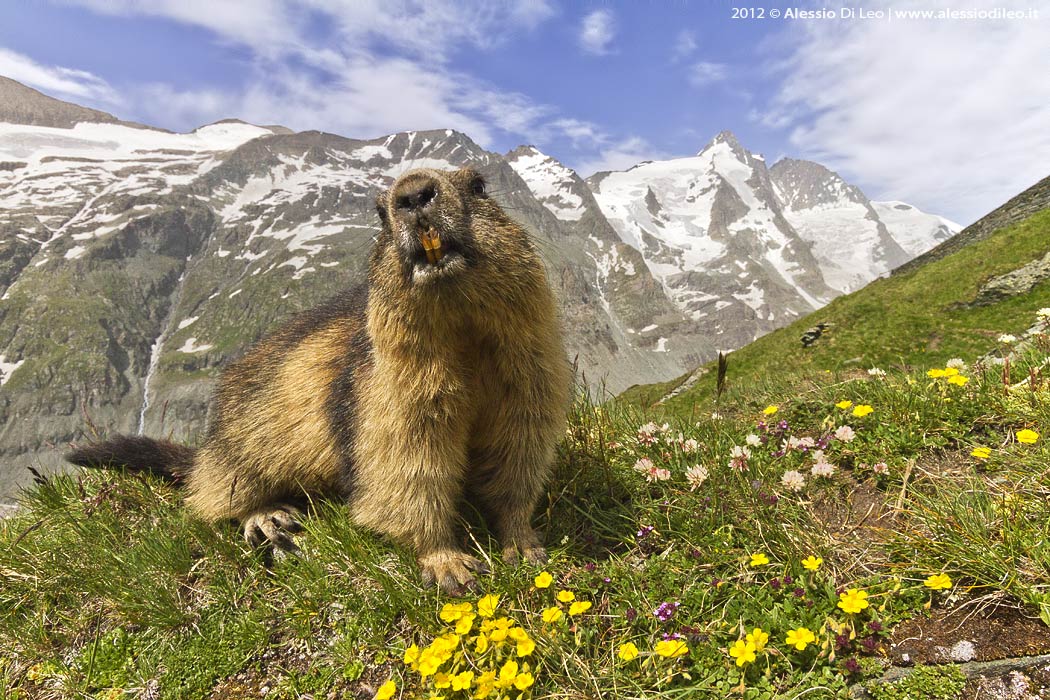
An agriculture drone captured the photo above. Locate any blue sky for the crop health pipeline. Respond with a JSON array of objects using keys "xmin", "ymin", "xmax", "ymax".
[{"xmin": 1, "ymin": 0, "xmax": 1047, "ymax": 224}]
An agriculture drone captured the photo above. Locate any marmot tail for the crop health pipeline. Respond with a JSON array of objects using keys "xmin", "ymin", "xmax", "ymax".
[{"xmin": 66, "ymin": 435, "xmax": 195, "ymax": 484}]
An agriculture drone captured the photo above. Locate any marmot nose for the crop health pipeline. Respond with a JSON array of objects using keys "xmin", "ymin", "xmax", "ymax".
[{"xmin": 394, "ymin": 179, "xmax": 437, "ymax": 212}]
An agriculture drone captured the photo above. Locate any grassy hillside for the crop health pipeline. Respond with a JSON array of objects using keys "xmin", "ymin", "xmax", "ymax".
[
  {"xmin": 2, "ymin": 202, "xmax": 1049, "ymax": 699},
  {"xmin": 621, "ymin": 207, "xmax": 1050, "ymax": 414},
  {"xmin": 2, "ymin": 312, "xmax": 1049, "ymax": 698}
]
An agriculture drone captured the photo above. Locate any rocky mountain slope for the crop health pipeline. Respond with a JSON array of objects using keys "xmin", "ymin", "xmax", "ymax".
[{"xmin": 0, "ymin": 78, "xmax": 958, "ymax": 499}]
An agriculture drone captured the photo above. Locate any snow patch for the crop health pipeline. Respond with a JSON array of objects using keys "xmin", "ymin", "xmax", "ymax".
[
  {"xmin": 0, "ymin": 355, "xmax": 25, "ymax": 386},
  {"xmin": 177, "ymin": 337, "xmax": 212, "ymax": 353}
]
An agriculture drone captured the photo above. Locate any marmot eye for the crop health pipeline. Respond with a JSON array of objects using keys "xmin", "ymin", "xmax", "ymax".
[{"xmin": 470, "ymin": 177, "xmax": 486, "ymax": 197}]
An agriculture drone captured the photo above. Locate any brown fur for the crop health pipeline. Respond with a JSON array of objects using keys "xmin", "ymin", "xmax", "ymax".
[{"xmin": 67, "ymin": 167, "xmax": 572, "ymax": 591}]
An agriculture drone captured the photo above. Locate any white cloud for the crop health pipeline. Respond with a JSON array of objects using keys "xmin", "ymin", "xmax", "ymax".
[
  {"xmin": 0, "ymin": 48, "xmax": 120, "ymax": 105},
  {"xmin": 52, "ymin": 0, "xmax": 563, "ymax": 146},
  {"xmin": 689, "ymin": 61, "xmax": 728, "ymax": 87},
  {"xmin": 764, "ymin": 0, "xmax": 1050, "ymax": 224},
  {"xmin": 671, "ymin": 30, "xmax": 697, "ymax": 62},
  {"xmin": 575, "ymin": 136, "xmax": 668, "ymax": 176},
  {"xmin": 579, "ymin": 9, "xmax": 616, "ymax": 55}
]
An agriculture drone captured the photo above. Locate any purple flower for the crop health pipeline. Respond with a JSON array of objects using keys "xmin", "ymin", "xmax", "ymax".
[
  {"xmin": 637, "ymin": 525, "xmax": 655, "ymax": 539},
  {"xmin": 861, "ymin": 636, "xmax": 878, "ymax": 652},
  {"xmin": 783, "ymin": 574, "xmax": 793, "ymax": 586},
  {"xmin": 625, "ymin": 607, "xmax": 637, "ymax": 622},
  {"xmin": 770, "ymin": 578, "xmax": 782, "ymax": 591},
  {"xmin": 836, "ymin": 634, "xmax": 851, "ymax": 650},
  {"xmin": 661, "ymin": 631, "xmax": 684, "ymax": 641},
  {"xmin": 868, "ymin": 620, "xmax": 883, "ymax": 633},
  {"xmin": 585, "ymin": 562, "xmax": 597, "ymax": 572},
  {"xmin": 843, "ymin": 657, "xmax": 861, "ymax": 674},
  {"xmin": 654, "ymin": 601, "xmax": 680, "ymax": 622}
]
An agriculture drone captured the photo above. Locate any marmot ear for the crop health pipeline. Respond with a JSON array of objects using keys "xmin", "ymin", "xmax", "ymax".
[{"xmin": 375, "ymin": 193, "xmax": 389, "ymax": 224}]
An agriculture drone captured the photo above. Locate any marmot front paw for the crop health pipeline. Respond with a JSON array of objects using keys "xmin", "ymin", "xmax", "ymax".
[{"xmin": 419, "ymin": 549, "xmax": 489, "ymax": 594}]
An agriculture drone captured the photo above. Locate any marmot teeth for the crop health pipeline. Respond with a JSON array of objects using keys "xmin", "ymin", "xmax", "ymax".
[{"xmin": 420, "ymin": 226, "xmax": 443, "ymax": 264}]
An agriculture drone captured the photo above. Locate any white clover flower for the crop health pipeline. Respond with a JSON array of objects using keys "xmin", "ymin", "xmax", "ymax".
[
  {"xmin": 781, "ymin": 470, "xmax": 805, "ymax": 492},
  {"xmin": 745, "ymin": 433, "xmax": 761, "ymax": 447},
  {"xmin": 1037, "ymin": 307, "xmax": 1050, "ymax": 320},
  {"xmin": 681, "ymin": 438, "xmax": 699, "ymax": 453},
  {"xmin": 685, "ymin": 464, "xmax": 709, "ymax": 490},
  {"xmin": 653, "ymin": 467, "xmax": 672, "ymax": 481},
  {"xmin": 945, "ymin": 358, "xmax": 967, "ymax": 370},
  {"xmin": 998, "ymin": 334, "xmax": 1018, "ymax": 344},
  {"xmin": 872, "ymin": 462, "xmax": 889, "ymax": 475},
  {"xmin": 729, "ymin": 445, "xmax": 752, "ymax": 460},
  {"xmin": 867, "ymin": 367, "xmax": 887, "ymax": 378},
  {"xmin": 811, "ymin": 461, "xmax": 837, "ymax": 478},
  {"xmin": 834, "ymin": 425, "xmax": 856, "ymax": 443}
]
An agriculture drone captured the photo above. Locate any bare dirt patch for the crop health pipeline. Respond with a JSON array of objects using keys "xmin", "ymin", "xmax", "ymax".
[{"xmin": 889, "ymin": 604, "xmax": 1050, "ymax": 665}]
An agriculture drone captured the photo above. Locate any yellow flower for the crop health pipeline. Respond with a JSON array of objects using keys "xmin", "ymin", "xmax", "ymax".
[
  {"xmin": 947, "ymin": 375, "xmax": 968, "ymax": 386},
  {"xmin": 403, "ymin": 643, "xmax": 420, "ymax": 666},
  {"xmin": 473, "ymin": 671, "xmax": 496, "ymax": 698},
  {"xmin": 745, "ymin": 627, "xmax": 768, "ymax": 652},
  {"xmin": 541, "ymin": 606, "xmax": 564, "ymax": 623},
  {"xmin": 534, "ymin": 571, "xmax": 554, "ymax": 588},
  {"xmin": 852, "ymin": 404, "xmax": 874, "ymax": 417},
  {"xmin": 455, "ymin": 613, "xmax": 475, "ymax": 635},
  {"xmin": 763, "ymin": 405, "xmax": 779, "ymax": 416},
  {"xmin": 654, "ymin": 639, "xmax": 689, "ymax": 658},
  {"xmin": 477, "ymin": 594, "xmax": 500, "ymax": 618},
  {"xmin": 924, "ymin": 573, "xmax": 952, "ymax": 590},
  {"xmin": 837, "ymin": 588, "xmax": 870, "ymax": 614},
  {"xmin": 418, "ymin": 652, "xmax": 441, "ymax": 677},
  {"xmin": 568, "ymin": 600, "xmax": 592, "ymax": 616},
  {"xmin": 439, "ymin": 601, "xmax": 472, "ymax": 623},
  {"xmin": 556, "ymin": 590, "xmax": 575, "ymax": 603},
  {"xmin": 514, "ymin": 672, "xmax": 535, "ymax": 691},
  {"xmin": 434, "ymin": 673, "xmax": 452, "ymax": 689},
  {"xmin": 729, "ymin": 639, "xmax": 757, "ymax": 666},
  {"xmin": 474, "ymin": 633, "xmax": 489, "ymax": 654},
  {"xmin": 927, "ymin": 368, "xmax": 947, "ymax": 378},
  {"xmin": 451, "ymin": 671, "xmax": 474, "ymax": 692},
  {"xmin": 375, "ymin": 680, "xmax": 397, "ymax": 700},
  {"xmin": 971, "ymin": 446, "xmax": 991, "ymax": 460},
  {"xmin": 749, "ymin": 552, "xmax": 770, "ymax": 567},
  {"xmin": 802, "ymin": 555, "xmax": 823, "ymax": 571},
  {"xmin": 835, "ymin": 400, "xmax": 853, "ymax": 409},
  {"xmin": 785, "ymin": 627, "xmax": 816, "ymax": 651},
  {"xmin": 1017, "ymin": 429, "xmax": 1040, "ymax": 444},
  {"xmin": 617, "ymin": 642, "xmax": 640, "ymax": 661},
  {"xmin": 516, "ymin": 636, "xmax": 536, "ymax": 657},
  {"xmin": 497, "ymin": 660, "xmax": 519, "ymax": 689}
]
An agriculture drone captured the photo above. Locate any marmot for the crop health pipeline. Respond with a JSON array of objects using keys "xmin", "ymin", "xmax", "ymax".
[{"xmin": 67, "ymin": 167, "xmax": 573, "ymax": 593}]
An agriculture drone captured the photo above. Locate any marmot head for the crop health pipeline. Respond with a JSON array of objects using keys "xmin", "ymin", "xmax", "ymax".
[{"xmin": 375, "ymin": 167, "xmax": 488, "ymax": 285}]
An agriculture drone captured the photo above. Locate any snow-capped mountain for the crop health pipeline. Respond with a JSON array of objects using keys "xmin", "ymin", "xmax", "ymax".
[
  {"xmin": 0, "ymin": 78, "xmax": 960, "ymax": 499},
  {"xmin": 587, "ymin": 131, "xmax": 837, "ymax": 349},
  {"xmin": 771, "ymin": 158, "xmax": 910, "ymax": 293},
  {"xmin": 586, "ymin": 132, "xmax": 960, "ymax": 332},
  {"xmin": 871, "ymin": 200, "xmax": 960, "ymax": 257}
]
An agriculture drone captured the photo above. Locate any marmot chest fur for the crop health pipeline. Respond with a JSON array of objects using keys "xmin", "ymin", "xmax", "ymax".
[{"xmin": 68, "ymin": 166, "xmax": 573, "ymax": 592}]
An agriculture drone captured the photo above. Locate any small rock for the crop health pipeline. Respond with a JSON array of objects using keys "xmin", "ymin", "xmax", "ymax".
[{"xmin": 950, "ymin": 639, "xmax": 977, "ymax": 662}]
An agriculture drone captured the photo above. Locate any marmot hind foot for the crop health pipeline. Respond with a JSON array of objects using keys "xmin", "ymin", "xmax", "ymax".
[{"xmin": 243, "ymin": 504, "xmax": 304, "ymax": 553}]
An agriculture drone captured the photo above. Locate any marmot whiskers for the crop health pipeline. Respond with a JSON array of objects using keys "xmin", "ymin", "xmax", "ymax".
[{"xmin": 67, "ymin": 167, "xmax": 573, "ymax": 592}]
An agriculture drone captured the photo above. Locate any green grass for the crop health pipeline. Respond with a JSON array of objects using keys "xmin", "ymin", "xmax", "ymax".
[
  {"xmin": 620, "ymin": 208, "xmax": 1050, "ymax": 415},
  {"xmin": 2, "ymin": 318, "xmax": 1048, "ymax": 699}
]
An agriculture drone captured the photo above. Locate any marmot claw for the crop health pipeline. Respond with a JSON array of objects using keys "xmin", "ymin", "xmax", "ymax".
[{"xmin": 243, "ymin": 505, "xmax": 303, "ymax": 553}]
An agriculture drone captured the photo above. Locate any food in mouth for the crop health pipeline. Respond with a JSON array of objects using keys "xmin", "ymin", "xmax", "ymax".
[{"xmin": 420, "ymin": 226, "xmax": 444, "ymax": 265}]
